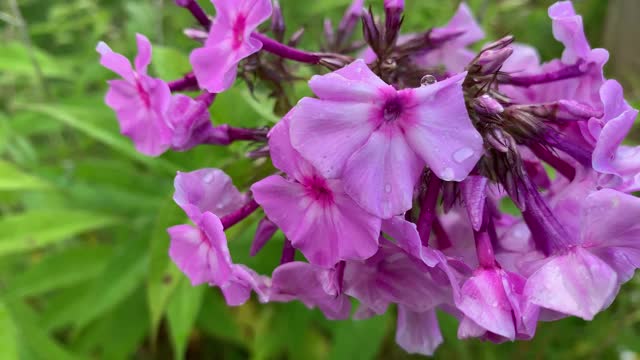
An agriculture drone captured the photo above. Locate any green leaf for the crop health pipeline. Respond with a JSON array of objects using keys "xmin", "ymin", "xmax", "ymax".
[
  {"xmin": 6, "ymin": 244, "xmax": 112, "ymax": 298},
  {"xmin": 152, "ymin": 46, "xmax": 192, "ymax": 79},
  {"xmin": 167, "ymin": 279, "xmax": 206, "ymax": 360},
  {"xmin": 7, "ymin": 300, "xmax": 79, "ymax": 360},
  {"xmin": 0, "ymin": 210, "xmax": 118, "ymax": 257},
  {"xmin": 0, "ymin": 301, "xmax": 19, "ymax": 360},
  {"xmin": 72, "ymin": 236, "xmax": 149, "ymax": 331},
  {"xmin": 0, "ymin": 160, "xmax": 51, "ymax": 191},
  {"xmin": 16, "ymin": 102, "xmax": 178, "ymax": 175},
  {"xmin": 329, "ymin": 314, "xmax": 391, "ymax": 360},
  {"xmin": 0, "ymin": 42, "xmax": 70, "ymax": 78},
  {"xmin": 147, "ymin": 201, "xmax": 185, "ymax": 342}
]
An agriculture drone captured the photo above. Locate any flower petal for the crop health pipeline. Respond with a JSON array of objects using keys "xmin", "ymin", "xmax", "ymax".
[
  {"xmin": 395, "ymin": 306, "xmax": 443, "ymax": 356},
  {"xmin": 134, "ymin": 33, "xmax": 152, "ymax": 74},
  {"xmin": 308, "ymin": 59, "xmax": 388, "ymax": 102}
]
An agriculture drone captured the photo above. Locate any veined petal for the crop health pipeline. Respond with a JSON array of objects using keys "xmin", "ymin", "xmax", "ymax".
[
  {"xmin": 289, "ymin": 98, "xmax": 378, "ymax": 178},
  {"xmin": 524, "ymin": 247, "xmax": 617, "ymax": 320},
  {"xmin": 395, "ymin": 306, "xmax": 443, "ymax": 356},
  {"xmin": 174, "ymin": 168, "xmax": 245, "ymax": 221},
  {"xmin": 343, "ymin": 126, "xmax": 424, "ymax": 219},
  {"xmin": 403, "ymin": 72, "xmax": 482, "ymax": 182}
]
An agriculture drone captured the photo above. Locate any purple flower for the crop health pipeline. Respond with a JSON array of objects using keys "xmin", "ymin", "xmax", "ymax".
[
  {"xmin": 166, "ymin": 94, "xmax": 232, "ymax": 151},
  {"xmin": 395, "ymin": 306, "xmax": 443, "ymax": 356},
  {"xmin": 289, "ymin": 60, "xmax": 482, "ymax": 218},
  {"xmin": 190, "ymin": 0, "xmax": 272, "ymax": 93},
  {"xmin": 252, "ymin": 112, "xmax": 381, "ymax": 267},
  {"xmin": 414, "ymin": 3, "xmax": 484, "ymax": 72},
  {"xmin": 525, "ymin": 189, "xmax": 640, "ymax": 320},
  {"xmin": 270, "ymin": 262, "xmax": 351, "ymax": 320},
  {"xmin": 97, "ymin": 34, "xmax": 172, "ymax": 156}
]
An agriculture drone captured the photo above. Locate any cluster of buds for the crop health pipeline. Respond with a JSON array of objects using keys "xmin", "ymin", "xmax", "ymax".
[{"xmin": 98, "ymin": 0, "xmax": 640, "ymax": 355}]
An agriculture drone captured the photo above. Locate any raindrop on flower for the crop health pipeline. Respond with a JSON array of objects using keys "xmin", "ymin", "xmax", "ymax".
[
  {"xmin": 420, "ymin": 74, "xmax": 437, "ymax": 86},
  {"xmin": 453, "ymin": 147, "xmax": 474, "ymax": 164},
  {"xmin": 385, "ymin": 183, "xmax": 392, "ymax": 193},
  {"xmin": 440, "ymin": 167, "xmax": 455, "ymax": 181}
]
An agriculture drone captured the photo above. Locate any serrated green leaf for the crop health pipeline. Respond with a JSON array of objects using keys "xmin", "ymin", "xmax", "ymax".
[
  {"xmin": 167, "ymin": 279, "xmax": 205, "ymax": 360},
  {"xmin": 0, "ymin": 210, "xmax": 118, "ymax": 257},
  {"xmin": 0, "ymin": 301, "xmax": 19, "ymax": 360},
  {"xmin": 0, "ymin": 160, "xmax": 51, "ymax": 191},
  {"xmin": 6, "ymin": 244, "xmax": 112, "ymax": 298}
]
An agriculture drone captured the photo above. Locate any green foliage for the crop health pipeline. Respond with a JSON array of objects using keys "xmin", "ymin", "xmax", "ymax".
[{"xmin": 1, "ymin": 0, "xmax": 639, "ymax": 359}]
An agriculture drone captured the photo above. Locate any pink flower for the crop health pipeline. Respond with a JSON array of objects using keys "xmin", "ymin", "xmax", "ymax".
[
  {"xmin": 190, "ymin": 0, "xmax": 272, "ymax": 93},
  {"xmin": 289, "ymin": 60, "xmax": 483, "ymax": 218},
  {"xmin": 251, "ymin": 112, "xmax": 381, "ymax": 267},
  {"xmin": 97, "ymin": 34, "xmax": 172, "ymax": 156},
  {"xmin": 395, "ymin": 306, "xmax": 443, "ymax": 356}
]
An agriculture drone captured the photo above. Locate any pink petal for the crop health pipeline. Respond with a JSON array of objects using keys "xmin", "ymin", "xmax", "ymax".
[
  {"xmin": 251, "ymin": 175, "xmax": 380, "ymax": 267},
  {"xmin": 134, "ymin": 33, "xmax": 152, "ymax": 74},
  {"xmin": 96, "ymin": 41, "xmax": 134, "ymax": 82},
  {"xmin": 395, "ymin": 306, "xmax": 443, "ymax": 356},
  {"xmin": 456, "ymin": 269, "xmax": 516, "ymax": 340},
  {"xmin": 173, "ymin": 168, "xmax": 245, "ymax": 222},
  {"xmin": 343, "ymin": 125, "xmax": 424, "ymax": 218},
  {"xmin": 381, "ymin": 216, "xmax": 440, "ymax": 267},
  {"xmin": 548, "ymin": 1, "xmax": 591, "ymax": 64},
  {"xmin": 289, "ymin": 98, "xmax": 378, "ymax": 179},
  {"xmin": 461, "ymin": 176, "xmax": 488, "ymax": 231},
  {"xmin": 402, "ymin": 72, "xmax": 483, "ymax": 182},
  {"xmin": 308, "ymin": 59, "xmax": 388, "ymax": 102},
  {"xmin": 244, "ymin": 0, "xmax": 273, "ymax": 28},
  {"xmin": 267, "ymin": 111, "xmax": 315, "ymax": 181},
  {"xmin": 167, "ymin": 212, "xmax": 233, "ymax": 286},
  {"xmin": 524, "ymin": 247, "xmax": 617, "ymax": 320}
]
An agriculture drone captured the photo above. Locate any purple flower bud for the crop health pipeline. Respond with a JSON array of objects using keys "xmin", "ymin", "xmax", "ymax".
[
  {"xmin": 475, "ymin": 47, "xmax": 514, "ymax": 75},
  {"xmin": 250, "ymin": 217, "xmax": 279, "ymax": 256},
  {"xmin": 473, "ymin": 95, "xmax": 504, "ymax": 116},
  {"xmin": 362, "ymin": 8, "xmax": 381, "ymax": 55},
  {"xmin": 384, "ymin": 0, "xmax": 404, "ymax": 48},
  {"xmin": 271, "ymin": 0, "xmax": 286, "ymax": 42},
  {"xmin": 482, "ymin": 35, "xmax": 515, "ymax": 51}
]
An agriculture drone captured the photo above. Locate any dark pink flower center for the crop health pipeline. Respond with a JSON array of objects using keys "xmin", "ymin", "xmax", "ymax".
[
  {"xmin": 135, "ymin": 77, "xmax": 151, "ymax": 108},
  {"xmin": 303, "ymin": 175, "xmax": 334, "ymax": 205},
  {"xmin": 232, "ymin": 14, "xmax": 247, "ymax": 50},
  {"xmin": 382, "ymin": 97, "xmax": 404, "ymax": 122}
]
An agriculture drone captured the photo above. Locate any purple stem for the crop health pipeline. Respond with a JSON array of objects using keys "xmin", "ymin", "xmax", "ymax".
[
  {"xmin": 251, "ymin": 32, "xmax": 322, "ymax": 64},
  {"xmin": 280, "ymin": 238, "xmax": 296, "ymax": 264},
  {"xmin": 221, "ymin": 199, "xmax": 260, "ymax": 230},
  {"xmin": 432, "ymin": 217, "xmax": 452, "ymax": 250},
  {"xmin": 227, "ymin": 126, "xmax": 268, "ymax": 142},
  {"xmin": 416, "ymin": 175, "xmax": 442, "ymax": 246},
  {"xmin": 530, "ymin": 143, "xmax": 576, "ymax": 181},
  {"xmin": 503, "ymin": 61, "xmax": 586, "ymax": 87},
  {"xmin": 175, "ymin": 0, "xmax": 211, "ymax": 29},
  {"xmin": 473, "ymin": 230, "xmax": 496, "ymax": 268},
  {"xmin": 168, "ymin": 73, "xmax": 199, "ymax": 92}
]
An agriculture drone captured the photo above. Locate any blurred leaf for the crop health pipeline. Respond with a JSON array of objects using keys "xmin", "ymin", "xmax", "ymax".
[
  {"xmin": 0, "ymin": 160, "xmax": 51, "ymax": 191},
  {"xmin": 6, "ymin": 244, "xmax": 112, "ymax": 298},
  {"xmin": 329, "ymin": 314, "xmax": 391, "ymax": 360},
  {"xmin": 152, "ymin": 46, "xmax": 191, "ymax": 79},
  {"xmin": 7, "ymin": 299, "xmax": 79, "ymax": 360},
  {"xmin": 0, "ymin": 209, "xmax": 118, "ymax": 257},
  {"xmin": 17, "ymin": 103, "xmax": 177, "ymax": 175},
  {"xmin": 72, "ymin": 235, "xmax": 149, "ymax": 331},
  {"xmin": 147, "ymin": 200, "xmax": 185, "ymax": 342},
  {"xmin": 0, "ymin": 301, "xmax": 19, "ymax": 360},
  {"xmin": 0, "ymin": 42, "xmax": 70, "ymax": 78},
  {"xmin": 167, "ymin": 278, "xmax": 206, "ymax": 360},
  {"xmin": 196, "ymin": 290, "xmax": 245, "ymax": 347}
]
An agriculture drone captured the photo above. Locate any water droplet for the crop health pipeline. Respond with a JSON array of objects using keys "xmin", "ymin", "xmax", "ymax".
[
  {"xmin": 203, "ymin": 172, "xmax": 215, "ymax": 183},
  {"xmin": 453, "ymin": 147, "xmax": 474, "ymax": 163},
  {"xmin": 420, "ymin": 74, "xmax": 437, "ymax": 86},
  {"xmin": 385, "ymin": 183, "xmax": 392, "ymax": 193},
  {"xmin": 440, "ymin": 167, "xmax": 455, "ymax": 181}
]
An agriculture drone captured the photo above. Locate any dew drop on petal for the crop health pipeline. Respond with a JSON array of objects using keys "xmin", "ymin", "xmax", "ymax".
[
  {"xmin": 440, "ymin": 167, "xmax": 455, "ymax": 181},
  {"xmin": 453, "ymin": 147, "xmax": 474, "ymax": 164},
  {"xmin": 420, "ymin": 74, "xmax": 437, "ymax": 86},
  {"xmin": 384, "ymin": 183, "xmax": 392, "ymax": 193},
  {"xmin": 203, "ymin": 172, "xmax": 215, "ymax": 183}
]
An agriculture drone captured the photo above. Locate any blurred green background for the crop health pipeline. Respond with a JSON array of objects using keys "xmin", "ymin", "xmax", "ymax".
[{"xmin": 1, "ymin": 0, "xmax": 640, "ymax": 359}]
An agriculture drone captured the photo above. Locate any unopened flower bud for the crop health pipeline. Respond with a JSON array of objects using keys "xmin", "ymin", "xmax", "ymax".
[
  {"xmin": 473, "ymin": 94, "xmax": 505, "ymax": 116},
  {"xmin": 251, "ymin": 217, "xmax": 279, "ymax": 256},
  {"xmin": 482, "ymin": 35, "xmax": 515, "ymax": 51},
  {"xmin": 475, "ymin": 47, "xmax": 513, "ymax": 75},
  {"xmin": 271, "ymin": 0, "xmax": 286, "ymax": 42}
]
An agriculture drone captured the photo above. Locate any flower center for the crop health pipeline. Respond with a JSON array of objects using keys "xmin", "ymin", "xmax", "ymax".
[
  {"xmin": 304, "ymin": 175, "xmax": 334, "ymax": 205},
  {"xmin": 382, "ymin": 97, "xmax": 404, "ymax": 122},
  {"xmin": 135, "ymin": 76, "xmax": 151, "ymax": 109},
  {"xmin": 232, "ymin": 14, "xmax": 247, "ymax": 50}
]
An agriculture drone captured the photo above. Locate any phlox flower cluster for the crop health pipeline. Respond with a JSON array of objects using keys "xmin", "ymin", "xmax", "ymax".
[{"xmin": 98, "ymin": 0, "xmax": 640, "ymax": 355}]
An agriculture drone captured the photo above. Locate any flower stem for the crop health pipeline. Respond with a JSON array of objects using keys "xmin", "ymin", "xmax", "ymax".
[
  {"xmin": 529, "ymin": 143, "xmax": 576, "ymax": 181},
  {"xmin": 221, "ymin": 199, "xmax": 260, "ymax": 230},
  {"xmin": 251, "ymin": 32, "xmax": 322, "ymax": 64},
  {"xmin": 169, "ymin": 73, "xmax": 199, "ymax": 92},
  {"xmin": 502, "ymin": 61, "xmax": 586, "ymax": 87},
  {"xmin": 473, "ymin": 230, "xmax": 496, "ymax": 268},
  {"xmin": 416, "ymin": 174, "xmax": 442, "ymax": 246},
  {"xmin": 175, "ymin": 0, "xmax": 211, "ymax": 29}
]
